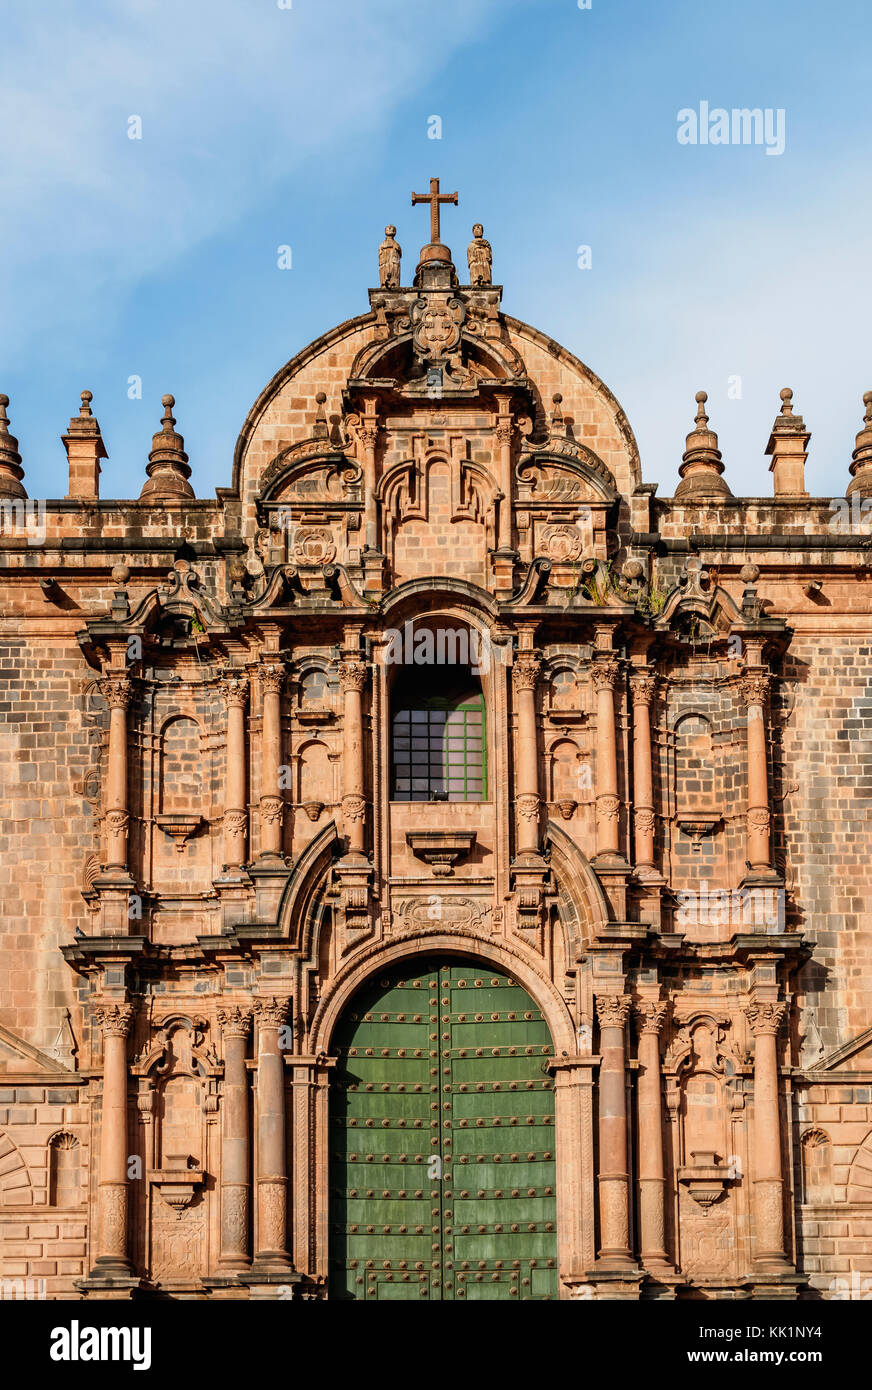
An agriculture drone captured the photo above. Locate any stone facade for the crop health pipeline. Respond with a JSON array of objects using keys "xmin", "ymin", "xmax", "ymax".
[{"xmin": 1, "ymin": 190, "xmax": 872, "ymax": 1299}]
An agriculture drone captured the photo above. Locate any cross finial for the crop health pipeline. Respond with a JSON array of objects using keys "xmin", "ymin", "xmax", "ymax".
[{"xmin": 411, "ymin": 177, "xmax": 458, "ymax": 245}]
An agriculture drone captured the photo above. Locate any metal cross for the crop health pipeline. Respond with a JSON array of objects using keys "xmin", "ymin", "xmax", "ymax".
[{"xmin": 411, "ymin": 177, "xmax": 459, "ymax": 244}]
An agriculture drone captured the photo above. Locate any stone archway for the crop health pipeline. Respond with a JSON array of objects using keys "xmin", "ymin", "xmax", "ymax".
[{"xmin": 327, "ymin": 954, "xmax": 559, "ymax": 1300}]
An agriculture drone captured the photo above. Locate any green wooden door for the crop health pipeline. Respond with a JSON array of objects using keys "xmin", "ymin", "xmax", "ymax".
[{"xmin": 329, "ymin": 956, "xmax": 558, "ymax": 1300}]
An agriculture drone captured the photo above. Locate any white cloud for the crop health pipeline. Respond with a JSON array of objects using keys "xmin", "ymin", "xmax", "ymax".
[{"xmin": 0, "ymin": 0, "xmax": 506, "ymax": 357}]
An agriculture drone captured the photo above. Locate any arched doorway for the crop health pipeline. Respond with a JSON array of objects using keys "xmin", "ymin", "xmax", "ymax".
[{"xmin": 328, "ymin": 955, "xmax": 558, "ymax": 1300}]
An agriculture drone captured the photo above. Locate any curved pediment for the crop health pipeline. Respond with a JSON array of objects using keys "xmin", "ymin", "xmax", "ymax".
[
  {"xmin": 516, "ymin": 446, "xmax": 617, "ymax": 505},
  {"xmin": 257, "ymin": 441, "xmax": 363, "ymax": 506},
  {"xmin": 349, "ymin": 324, "xmax": 527, "ymax": 392}
]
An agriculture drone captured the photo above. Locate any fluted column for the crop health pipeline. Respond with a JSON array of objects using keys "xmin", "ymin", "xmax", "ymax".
[
  {"xmin": 217, "ymin": 1005, "xmax": 253, "ymax": 1271},
  {"xmin": 93, "ymin": 1002, "xmax": 135, "ymax": 1274},
  {"xmin": 740, "ymin": 670, "xmax": 772, "ymax": 873},
  {"xmin": 635, "ymin": 1001, "xmax": 670, "ymax": 1269},
  {"xmin": 339, "ymin": 658, "xmax": 368, "ymax": 854},
  {"xmin": 220, "ymin": 669, "xmax": 249, "ymax": 871},
  {"xmin": 595, "ymin": 993, "xmax": 632, "ymax": 1266},
  {"xmin": 512, "ymin": 653, "xmax": 542, "ymax": 856},
  {"xmin": 258, "ymin": 661, "xmax": 286, "ymax": 859},
  {"xmin": 99, "ymin": 674, "xmax": 133, "ymax": 872},
  {"xmin": 592, "ymin": 659, "xmax": 621, "ymax": 859},
  {"xmin": 630, "ymin": 672, "xmax": 656, "ymax": 871},
  {"xmin": 746, "ymin": 1001, "xmax": 789, "ymax": 1269},
  {"xmin": 252, "ymin": 996, "xmax": 292, "ymax": 1270}
]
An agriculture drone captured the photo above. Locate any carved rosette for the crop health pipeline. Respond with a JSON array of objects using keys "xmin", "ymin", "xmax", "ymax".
[
  {"xmin": 98, "ymin": 676, "xmax": 133, "ymax": 709},
  {"xmin": 93, "ymin": 1002, "xmax": 135, "ymax": 1037},
  {"xmin": 635, "ymin": 1000, "xmax": 669, "ymax": 1036},
  {"xmin": 217, "ymin": 1005, "xmax": 253, "ymax": 1039},
  {"xmin": 339, "ymin": 661, "xmax": 368, "ymax": 694},
  {"xmin": 260, "ymin": 795, "xmax": 284, "ymax": 826},
  {"xmin": 746, "ymin": 806, "xmax": 771, "ymax": 835},
  {"xmin": 596, "ymin": 794, "xmax": 620, "ymax": 823},
  {"xmin": 223, "ymin": 808, "xmax": 248, "ymax": 840},
  {"xmin": 633, "ymin": 807, "xmax": 655, "ymax": 836},
  {"xmin": 739, "ymin": 672, "xmax": 770, "ymax": 708},
  {"xmin": 595, "ymin": 994, "xmax": 632, "ymax": 1030},
  {"xmin": 103, "ymin": 808, "xmax": 130, "ymax": 836},
  {"xmin": 342, "ymin": 793, "xmax": 367, "ymax": 824},
  {"xmin": 512, "ymin": 656, "xmax": 542, "ymax": 694},
  {"xmin": 591, "ymin": 660, "xmax": 621, "ymax": 693},
  {"xmin": 219, "ymin": 671, "xmax": 249, "ymax": 709},
  {"xmin": 745, "ymin": 1001, "xmax": 787, "ymax": 1037},
  {"xmin": 253, "ymin": 996, "xmax": 291, "ymax": 1031},
  {"xmin": 630, "ymin": 674, "xmax": 656, "ymax": 707},
  {"xmin": 515, "ymin": 793, "xmax": 540, "ymax": 822}
]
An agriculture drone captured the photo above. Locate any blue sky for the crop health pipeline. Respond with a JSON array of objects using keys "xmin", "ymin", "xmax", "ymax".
[{"xmin": 1, "ymin": 0, "xmax": 869, "ymax": 501}]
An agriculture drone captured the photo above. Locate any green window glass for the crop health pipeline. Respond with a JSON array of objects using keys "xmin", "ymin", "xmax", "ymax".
[{"xmin": 392, "ymin": 690, "xmax": 486, "ymax": 802}]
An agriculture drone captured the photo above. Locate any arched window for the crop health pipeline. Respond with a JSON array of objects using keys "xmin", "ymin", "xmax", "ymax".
[
  {"xmin": 391, "ymin": 665, "xmax": 486, "ymax": 802},
  {"xmin": 300, "ymin": 668, "xmax": 328, "ymax": 708}
]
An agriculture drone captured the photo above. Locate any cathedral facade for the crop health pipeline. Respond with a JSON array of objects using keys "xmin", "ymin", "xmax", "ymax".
[{"xmin": 2, "ymin": 185, "xmax": 872, "ymax": 1300}]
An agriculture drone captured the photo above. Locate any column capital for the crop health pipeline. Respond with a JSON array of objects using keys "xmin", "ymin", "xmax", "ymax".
[
  {"xmin": 93, "ymin": 1001, "xmax": 135, "ymax": 1037},
  {"xmin": 739, "ymin": 670, "xmax": 770, "ymax": 708},
  {"xmin": 253, "ymin": 996, "xmax": 291, "ymax": 1029},
  {"xmin": 98, "ymin": 674, "xmax": 133, "ymax": 709},
  {"xmin": 591, "ymin": 659, "xmax": 621, "ymax": 693},
  {"xmin": 635, "ymin": 1000, "xmax": 669, "ymax": 1036},
  {"xmin": 745, "ymin": 1000, "xmax": 787, "ymax": 1036},
  {"xmin": 595, "ymin": 993, "xmax": 632, "ymax": 1030},
  {"xmin": 629, "ymin": 673, "xmax": 657, "ymax": 706},
  {"xmin": 217, "ymin": 1005, "xmax": 253, "ymax": 1038},
  {"xmin": 219, "ymin": 668, "xmax": 250, "ymax": 708},
  {"xmin": 511, "ymin": 654, "xmax": 542, "ymax": 693},
  {"xmin": 258, "ymin": 660, "xmax": 287, "ymax": 696},
  {"xmin": 338, "ymin": 660, "xmax": 368, "ymax": 694}
]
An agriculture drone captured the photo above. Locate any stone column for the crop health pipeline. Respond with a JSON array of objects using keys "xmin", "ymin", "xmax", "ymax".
[
  {"xmin": 746, "ymin": 1000, "xmax": 788, "ymax": 1269},
  {"xmin": 512, "ymin": 653, "xmax": 542, "ymax": 855},
  {"xmin": 252, "ymin": 996, "xmax": 292, "ymax": 1270},
  {"xmin": 99, "ymin": 674, "xmax": 132, "ymax": 872},
  {"xmin": 595, "ymin": 993, "xmax": 632, "ymax": 1266},
  {"xmin": 740, "ymin": 670, "xmax": 772, "ymax": 873},
  {"xmin": 494, "ymin": 399, "xmax": 513, "ymax": 552},
  {"xmin": 93, "ymin": 1002, "xmax": 135, "ymax": 1274},
  {"xmin": 358, "ymin": 396, "xmax": 379, "ymax": 551},
  {"xmin": 217, "ymin": 1006, "xmax": 253, "ymax": 1271},
  {"xmin": 630, "ymin": 673, "xmax": 656, "ymax": 871},
  {"xmin": 258, "ymin": 661, "xmax": 285, "ymax": 860},
  {"xmin": 220, "ymin": 670, "xmax": 249, "ymax": 871},
  {"xmin": 635, "ymin": 1001, "xmax": 670, "ymax": 1269},
  {"xmin": 592, "ymin": 659, "xmax": 621, "ymax": 859},
  {"xmin": 339, "ymin": 658, "xmax": 368, "ymax": 855}
]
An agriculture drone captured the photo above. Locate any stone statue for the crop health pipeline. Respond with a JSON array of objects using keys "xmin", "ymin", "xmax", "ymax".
[
  {"xmin": 379, "ymin": 225, "xmax": 402, "ymax": 288},
  {"xmin": 467, "ymin": 223, "xmax": 492, "ymax": 286}
]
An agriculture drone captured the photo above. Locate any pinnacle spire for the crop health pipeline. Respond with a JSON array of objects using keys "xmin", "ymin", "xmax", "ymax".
[
  {"xmin": 675, "ymin": 390, "xmax": 731, "ymax": 499},
  {"xmin": 848, "ymin": 389, "xmax": 872, "ymax": 498},
  {"xmin": 140, "ymin": 394, "xmax": 195, "ymax": 501},
  {"xmin": 0, "ymin": 394, "xmax": 27, "ymax": 499}
]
